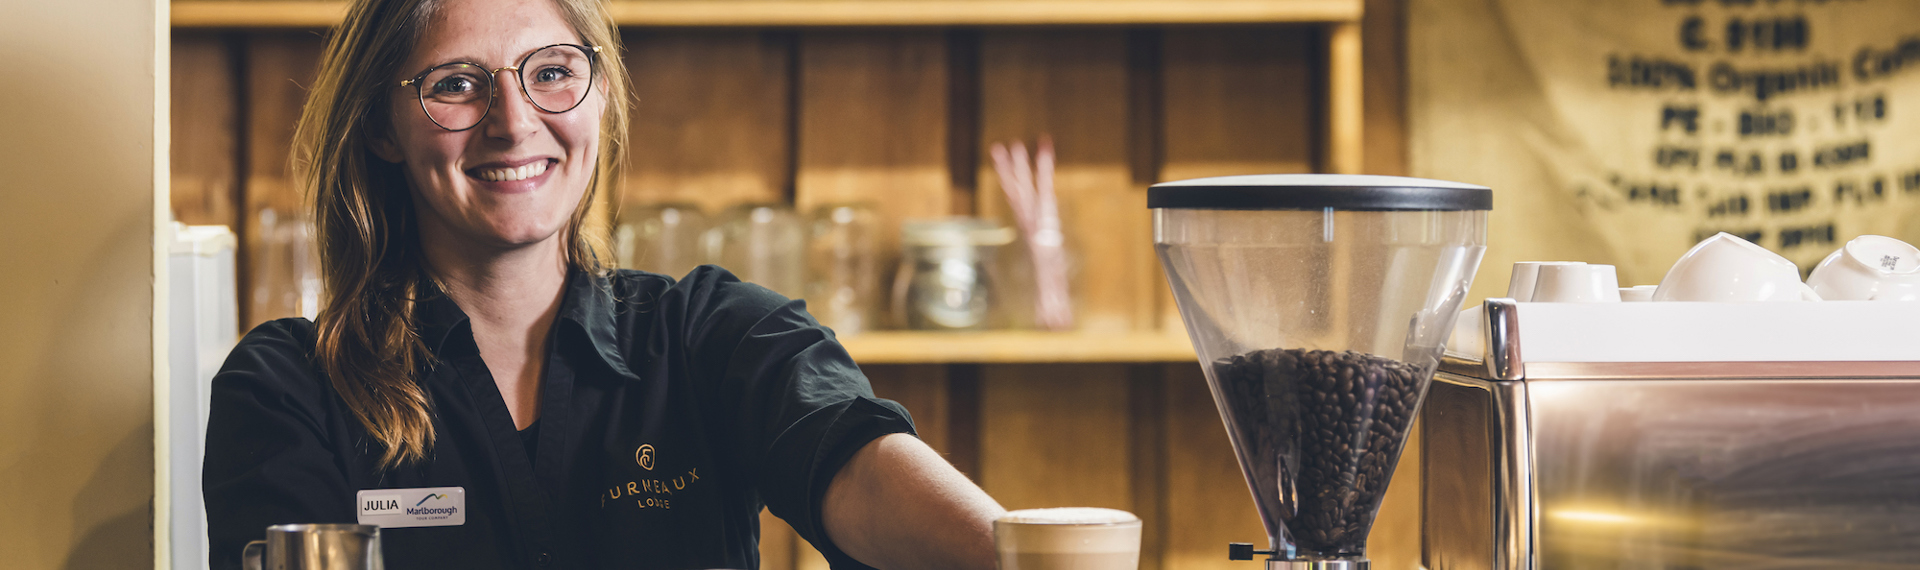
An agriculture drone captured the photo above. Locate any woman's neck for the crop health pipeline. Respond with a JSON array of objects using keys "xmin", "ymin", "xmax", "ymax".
[
  {"xmin": 419, "ymin": 226, "xmax": 570, "ymax": 430},
  {"xmin": 425, "ymin": 236, "xmax": 569, "ymax": 329}
]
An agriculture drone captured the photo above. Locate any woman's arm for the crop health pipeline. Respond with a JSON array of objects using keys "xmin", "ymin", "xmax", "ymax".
[{"xmin": 822, "ymin": 433, "xmax": 1006, "ymax": 570}]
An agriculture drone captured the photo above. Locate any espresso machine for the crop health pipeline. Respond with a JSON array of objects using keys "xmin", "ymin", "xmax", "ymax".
[
  {"xmin": 1425, "ymin": 299, "xmax": 1920, "ymax": 569},
  {"xmin": 1151, "ymin": 174, "xmax": 1492, "ymax": 569}
]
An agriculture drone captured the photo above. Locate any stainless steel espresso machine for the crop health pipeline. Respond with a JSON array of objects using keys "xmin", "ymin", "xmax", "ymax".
[
  {"xmin": 1425, "ymin": 298, "xmax": 1920, "ymax": 569},
  {"xmin": 1152, "ymin": 174, "xmax": 1493, "ymax": 569}
]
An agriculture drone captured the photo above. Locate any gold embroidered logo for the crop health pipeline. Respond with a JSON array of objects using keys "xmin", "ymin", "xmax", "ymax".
[
  {"xmin": 601, "ymin": 468, "xmax": 701, "ymax": 510},
  {"xmin": 635, "ymin": 444, "xmax": 656, "ymax": 470}
]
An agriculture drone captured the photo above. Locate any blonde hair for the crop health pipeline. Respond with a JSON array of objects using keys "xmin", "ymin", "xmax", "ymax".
[{"xmin": 294, "ymin": 0, "xmax": 630, "ymax": 469}]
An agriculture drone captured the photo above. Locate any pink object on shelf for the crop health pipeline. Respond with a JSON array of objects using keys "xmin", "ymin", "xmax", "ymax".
[{"xmin": 990, "ymin": 135, "xmax": 1074, "ymax": 331}]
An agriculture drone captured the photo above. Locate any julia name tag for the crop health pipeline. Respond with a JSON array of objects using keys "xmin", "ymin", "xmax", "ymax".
[{"xmin": 357, "ymin": 487, "xmax": 466, "ymax": 528}]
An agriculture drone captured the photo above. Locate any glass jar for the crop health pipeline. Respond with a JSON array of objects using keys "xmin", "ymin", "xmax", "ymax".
[
  {"xmin": 614, "ymin": 203, "xmax": 711, "ymax": 279},
  {"xmin": 808, "ymin": 203, "xmax": 879, "ymax": 334},
  {"xmin": 893, "ymin": 218, "xmax": 1016, "ymax": 331},
  {"xmin": 250, "ymin": 207, "xmax": 320, "ymax": 322},
  {"xmin": 711, "ymin": 203, "xmax": 806, "ymax": 299}
]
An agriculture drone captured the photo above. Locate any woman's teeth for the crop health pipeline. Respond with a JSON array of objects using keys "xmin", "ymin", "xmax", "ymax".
[{"xmin": 475, "ymin": 160, "xmax": 548, "ymax": 182}]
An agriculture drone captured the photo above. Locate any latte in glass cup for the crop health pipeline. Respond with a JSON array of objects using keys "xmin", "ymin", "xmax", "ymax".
[{"xmin": 993, "ymin": 508, "xmax": 1141, "ymax": 570}]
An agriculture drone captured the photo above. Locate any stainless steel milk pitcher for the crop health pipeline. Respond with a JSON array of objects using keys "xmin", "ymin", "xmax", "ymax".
[{"xmin": 242, "ymin": 524, "xmax": 384, "ymax": 570}]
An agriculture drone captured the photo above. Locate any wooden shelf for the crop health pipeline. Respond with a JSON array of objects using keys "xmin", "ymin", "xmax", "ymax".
[
  {"xmin": 837, "ymin": 331, "xmax": 1198, "ymax": 364},
  {"xmin": 170, "ymin": 0, "xmax": 1361, "ymax": 28}
]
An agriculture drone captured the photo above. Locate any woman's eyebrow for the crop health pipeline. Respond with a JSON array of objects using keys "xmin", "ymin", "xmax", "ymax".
[
  {"xmin": 417, "ymin": 45, "xmax": 559, "ymax": 72},
  {"xmin": 421, "ymin": 54, "xmax": 489, "ymax": 70}
]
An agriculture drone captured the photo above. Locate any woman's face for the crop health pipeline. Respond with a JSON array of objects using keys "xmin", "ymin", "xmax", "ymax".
[{"xmin": 374, "ymin": 0, "xmax": 603, "ymax": 255}]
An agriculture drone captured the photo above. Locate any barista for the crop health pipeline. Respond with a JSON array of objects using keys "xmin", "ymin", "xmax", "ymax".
[{"xmin": 199, "ymin": 0, "xmax": 1005, "ymax": 568}]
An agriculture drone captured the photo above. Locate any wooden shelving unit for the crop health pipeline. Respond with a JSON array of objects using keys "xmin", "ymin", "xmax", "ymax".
[
  {"xmin": 839, "ymin": 331, "xmax": 1195, "ymax": 363},
  {"xmin": 171, "ymin": 0, "xmax": 1361, "ymax": 28},
  {"xmin": 167, "ymin": 0, "xmax": 1368, "ymax": 370}
]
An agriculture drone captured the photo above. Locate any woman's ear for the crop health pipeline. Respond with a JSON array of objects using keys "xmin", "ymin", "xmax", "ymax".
[{"xmin": 369, "ymin": 131, "xmax": 405, "ymax": 164}]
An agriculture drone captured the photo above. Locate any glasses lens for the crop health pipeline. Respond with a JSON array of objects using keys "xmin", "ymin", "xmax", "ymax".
[
  {"xmin": 418, "ymin": 63, "xmax": 491, "ymax": 130},
  {"xmin": 520, "ymin": 45, "xmax": 593, "ymax": 113}
]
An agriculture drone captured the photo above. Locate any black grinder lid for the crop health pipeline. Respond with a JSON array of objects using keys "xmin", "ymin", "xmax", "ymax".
[{"xmin": 1147, "ymin": 174, "xmax": 1492, "ymax": 211}]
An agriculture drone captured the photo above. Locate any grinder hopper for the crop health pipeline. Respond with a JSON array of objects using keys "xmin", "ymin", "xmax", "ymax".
[{"xmin": 1150, "ymin": 175, "xmax": 1490, "ymax": 569}]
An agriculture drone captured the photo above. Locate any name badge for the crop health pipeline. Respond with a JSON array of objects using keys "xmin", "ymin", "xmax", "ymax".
[{"xmin": 357, "ymin": 487, "xmax": 466, "ymax": 528}]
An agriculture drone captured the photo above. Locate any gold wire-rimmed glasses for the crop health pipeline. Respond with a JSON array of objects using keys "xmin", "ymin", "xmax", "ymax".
[{"xmin": 399, "ymin": 43, "xmax": 601, "ymax": 132}]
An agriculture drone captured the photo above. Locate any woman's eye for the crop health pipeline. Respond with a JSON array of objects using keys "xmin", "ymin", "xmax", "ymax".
[
  {"xmin": 534, "ymin": 66, "xmax": 574, "ymax": 84},
  {"xmin": 433, "ymin": 76, "xmax": 477, "ymax": 94}
]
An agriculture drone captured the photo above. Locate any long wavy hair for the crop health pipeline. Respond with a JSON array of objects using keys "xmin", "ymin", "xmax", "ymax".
[{"xmin": 294, "ymin": 0, "xmax": 629, "ymax": 469}]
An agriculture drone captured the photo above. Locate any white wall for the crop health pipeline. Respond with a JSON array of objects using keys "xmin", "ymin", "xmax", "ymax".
[{"xmin": 0, "ymin": 0, "xmax": 163, "ymax": 568}]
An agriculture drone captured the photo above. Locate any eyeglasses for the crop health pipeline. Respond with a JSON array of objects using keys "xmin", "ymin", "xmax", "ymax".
[{"xmin": 399, "ymin": 43, "xmax": 601, "ymax": 132}]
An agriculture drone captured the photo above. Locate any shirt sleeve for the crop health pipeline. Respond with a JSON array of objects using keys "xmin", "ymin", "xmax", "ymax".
[
  {"xmin": 670, "ymin": 266, "xmax": 918, "ymax": 570},
  {"xmin": 202, "ymin": 319, "xmax": 359, "ymax": 570}
]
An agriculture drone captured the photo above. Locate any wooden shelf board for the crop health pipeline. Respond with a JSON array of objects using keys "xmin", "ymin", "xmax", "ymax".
[
  {"xmin": 838, "ymin": 331, "xmax": 1198, "ymax": 364},
  {"xmin": 170, "ymin": 0, "xmax": 1362, "ymax": 28}
]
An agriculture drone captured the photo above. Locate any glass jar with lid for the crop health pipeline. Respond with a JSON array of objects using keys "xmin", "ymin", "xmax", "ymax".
[{"xmin": 892, "ymin": 218, "xmax": 1016, "ymax": 331}]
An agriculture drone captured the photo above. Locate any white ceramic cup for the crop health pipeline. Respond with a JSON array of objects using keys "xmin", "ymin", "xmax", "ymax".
[
  {"xmin": 1618, "ymin": 285, "xmax": 1658, "ymax": 302},
  {"xmin": 1530, "ymin": 264, "xmax": 1622, "ymax": 303},
  {"xmin": 1508, "ymin": 261, "xmax": 1585, "ymax": 302},
  {"xmin": 1871, "ymin": 284, "xmax": 1920, "ymax": 301},
  {"xmin": 1806, "ymin": 235, "xmax": 1920, "ymax": 301},
  {"xmin": 1653, "ymin": 232, "xmax": 1821, "ymax": 302}
]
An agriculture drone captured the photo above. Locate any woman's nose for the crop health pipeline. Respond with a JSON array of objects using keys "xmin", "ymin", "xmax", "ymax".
[{"xmin": 481, "ymin": 70, "xmax": 541, "ymax": 143}]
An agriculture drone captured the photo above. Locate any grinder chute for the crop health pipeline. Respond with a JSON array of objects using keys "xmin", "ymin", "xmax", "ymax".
[{"xmin": 1150, "ymin": 175, "xmax": 1490, "ymax": 569}]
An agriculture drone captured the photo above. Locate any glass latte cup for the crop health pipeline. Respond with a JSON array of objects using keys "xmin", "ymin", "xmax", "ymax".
[{"xmin": 993, "ymin": 508, "xmax": 1141, "ymax": 570}]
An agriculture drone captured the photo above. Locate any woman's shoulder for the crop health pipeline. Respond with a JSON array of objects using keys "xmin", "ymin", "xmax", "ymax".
[
  {"xmin": 606, "ymin": 266, "xmax": 790, "ymax": 313},
  {"xmin": 605, "ymin": 267, "xmax": 677, "ymax": 295},
  {"xmin": 214, "ymin": 318, "xmax": 330, "ymax": 402},
  {"xmin": 232, "ymin": 317, "xmax": 318, "ymax": 358},
  {"xmin": 599, "ymin": 266, "xmax": 808, "ymax": 359}
]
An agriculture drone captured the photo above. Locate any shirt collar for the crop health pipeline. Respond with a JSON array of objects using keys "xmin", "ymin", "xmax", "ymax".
[
  {"xmin": 556, "ymin": 269, "xmax": 643, "ymax": 382},
  {"xmin": 413, "ymin": 269, "xmax": 641, "ymax": 383},
  {"xmin": 416, "ymin": 284, "xmax": 470, "ymax": 358}
]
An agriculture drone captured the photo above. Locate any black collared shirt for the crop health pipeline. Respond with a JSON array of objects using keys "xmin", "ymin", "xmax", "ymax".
[{"xmin": 203, "ymin": 266, "xmax": 915, "ymax": 570}]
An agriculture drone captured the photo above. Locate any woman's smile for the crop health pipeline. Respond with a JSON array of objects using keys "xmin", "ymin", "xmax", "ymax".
[{"xmin": 467, "ymin": 157, "xmax": 558, "ymax": 190}]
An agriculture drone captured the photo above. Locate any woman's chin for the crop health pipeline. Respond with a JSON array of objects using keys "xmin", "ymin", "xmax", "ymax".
[{"xmin": 455, "ymin": 222, "xmax": 570, "ymax": 253}]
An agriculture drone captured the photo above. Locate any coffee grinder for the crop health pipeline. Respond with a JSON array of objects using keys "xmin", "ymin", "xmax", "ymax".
[{"xmin": 1151, "ymin": 175, "xmax": 1491, "ymax": 569}]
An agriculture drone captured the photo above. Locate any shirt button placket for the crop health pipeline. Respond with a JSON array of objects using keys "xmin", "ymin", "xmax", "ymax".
[{"xmin": 536, "ymin": 551, "xmax": 552, "ymax": 567}]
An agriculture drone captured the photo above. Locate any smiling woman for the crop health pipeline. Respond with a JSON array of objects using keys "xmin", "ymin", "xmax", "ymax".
[
  {"xmin": 199, "ymin": 1, "xmax": 1005, "ymax": 569},
  {"xmin": 296, "ymin": 0, "xmax": 631, "ymax": 475}
]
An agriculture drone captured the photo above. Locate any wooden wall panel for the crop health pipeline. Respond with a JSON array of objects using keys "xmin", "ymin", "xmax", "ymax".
[
  {"xmin": 1160, "ymin": 362, "xmax": 1266, "ymax": 570},
  {"xmin": 1160, "ymin": 27, "xmax": 1318, "ymax": 181},
  {"xmin": 171, "ymin": 32, "xmax": 239, "ymax": 227},
  {"xmin": 1128, "ymin": 365, "xmax": 1171, "ymax": 570},
  {"xmin": 621, "ymin": 31, "xmax": 791, "ymax": 216},
  {"xmin": 243, "ymin": 33, "xmax": 322, "ymax": 215},
  {"xmin": 1362, "ymin": 0, "xmax": 1408, "ymax": 177},
  {"xmin": 865, "ymin": 364, "xmax": 952, "ymax": 453},
  {"xmin": 977, "ymin": 31, "xmax": 1153, "ymax": 334},
  {"xmin": 794, "ymin": 32, "xmax": 950, "ymax": 264},
  {"xmin": 978, "ymin": 364, "xmax": 1134, "ymax": 511},
  {"xmin": 242, "ymin": 33, "xmax": 326, "ymax": 329}
]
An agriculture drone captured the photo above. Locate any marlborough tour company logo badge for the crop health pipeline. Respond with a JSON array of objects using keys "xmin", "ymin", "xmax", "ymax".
[
  {"xmin": 357, "ymin": 487, "xmax": 466, "ymax": 528},
  {"xmin": 409, "ymin": 493, "xmax": 456, "ymax": 516}
]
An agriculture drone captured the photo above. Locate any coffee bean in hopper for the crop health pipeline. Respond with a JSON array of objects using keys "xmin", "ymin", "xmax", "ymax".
[{"xmin": 1212, "ymin": 348, "xmax": 1425, "ymax": 557}]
